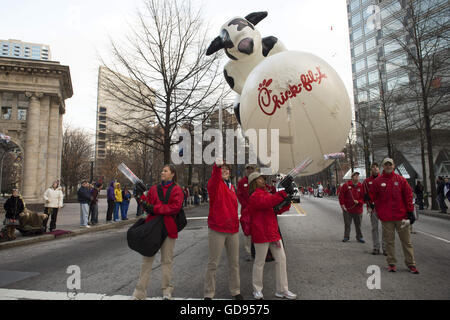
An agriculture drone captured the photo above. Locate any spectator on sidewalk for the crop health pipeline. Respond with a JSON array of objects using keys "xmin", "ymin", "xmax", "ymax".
[
  {"xmin": 2, "ymin": 189, "xmax": 24, "ymax": 240},
  {"xmin": 371, "ymin": 158, "xmax": 419, "ymax": 274},
  {"xmin": 246, "ymin": 172, "xmax": 296, "ymax": 300},
  {"xmin": 106, "ymin": 181, "xmax": 115, "ymax": 222},
  {"xmin": 90, "ymin": 182, "xmax": 101, "ymax": 225},
  {"xmin": 204, "ymin": 159, "xmax": 242, "ymax": 300},
  {"xmin": 436, "ymin": 177, "xmax": 447, "ymax": 214},
  {"xmin": 445, "ymin": 178, "xmax": 450, "ymax": 205},
  {"xmin": 339, "ymin": 172, "xmax": 365, "ymax": 243},
  {"xmin": 414, "ymin": 181, "xmax": 424, "ymax": 211},
  {"xmin": 363, "ymin": 163, "xmax": 385, "ymax": 255},
  {"xmin": 131, "ymin": 164, "xmax": 184, "ymax": 300},
  {"xmin": 78, "ymin": 180, "xmax": 91, "ymax": 228},
  {"xmin": 121, "ymin": 186, "xmax": 131, "ymax": 220},
  {"xmin": 113, "ymin": 182, "xmax": 123, "ymax": 222},
  {"xmin": 42, "ymin": 180, "xmax": 64, "ymax": 232}
]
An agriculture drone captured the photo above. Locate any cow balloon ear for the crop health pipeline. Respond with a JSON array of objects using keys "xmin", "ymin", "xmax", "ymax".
[
  {"xmin": 206, "ymin": 36, "xmax": 224, "ymax": 55},
  {"xmin": 245, "ymin": 11, "xmax": 268, "ymax": 26}
]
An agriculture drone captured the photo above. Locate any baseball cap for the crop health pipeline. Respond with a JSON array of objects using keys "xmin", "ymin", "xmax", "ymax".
[
  {"xmin": 248, "ymin": 172, "xmax": 263, "ymax": 185},
  {"xmin": 382, "ymin": 158, "xmax": 394, "ymax": 166}
]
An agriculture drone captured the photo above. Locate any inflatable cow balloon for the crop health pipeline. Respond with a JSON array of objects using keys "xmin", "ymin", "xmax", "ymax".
[{"xmin": 207, "ymin": 12, "xmax": 352, "ymax": 175}]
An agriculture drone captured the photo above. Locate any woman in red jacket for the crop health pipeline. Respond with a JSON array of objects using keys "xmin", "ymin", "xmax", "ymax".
[
  {"xmin": 131, "ymin": 164, "xmax": 184, "ymax": 300},
  {"xmin": 338, "ymin": 172, "xmax": 365, "ymax": 243},
  {"xmin": 204, "ymin": 159, "xmax": 242, "ymax": 300},
  {"xmin": 246, "ymin": 172, "xmax": 297, "ymax": 300}
]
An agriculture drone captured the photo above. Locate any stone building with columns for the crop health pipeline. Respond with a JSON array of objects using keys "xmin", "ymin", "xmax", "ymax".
[{"xmin": 0, "ymin": 57, "xmax": 72, "ymax": 207}]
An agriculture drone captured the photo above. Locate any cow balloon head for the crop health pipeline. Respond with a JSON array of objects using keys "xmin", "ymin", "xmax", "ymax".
[{"xmin": 206, "ymin": 12, "xmax": 267, "ymax": 61}]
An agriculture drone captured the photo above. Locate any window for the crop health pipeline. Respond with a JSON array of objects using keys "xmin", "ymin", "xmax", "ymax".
[
  {"xmin": 383, "ymin": 19, "xmax": 404, "ymax": 33},
  {"xmin": 99, "ymin": 124, "xmax": 106, "ymax": 131},
  {"xmin": 350, "ymin": 0, "xmax": 360, "ymax": 11},
  {"xmin": 387, "ymin": 74, "xmax": 409, "ymax": 90},
  {"xmin": 352, "ymin": 12, "xmax": 362, "ymax": 27},
  {"xmin": 355, "ymin": 58, "xmax": 366, "ymax": 72},
  {"xmin": 18, "ymin": 108, "xmax": 27, "ymax": 121},
  {"xmin": 357, "ymin": 91, "xmax": 368, "ymax": 103},
  {"xmin": 366, "ymin": 37, "xmax": 377, "ymax": 51},
  {"xmin": 357, "ymin": 74, "xmax": 367, "ymax": 87},
  {"xmin": 352, "ymin": 27, "xmax": 363, "ymax": 41},
  {"xmin": 99, "ymin": 107, "xmax": 107, "ymax": 114},
  {"xmin": 98, "ymin": 132, "xmax": 106, "ymax": 140},
  {"xmin": 99, "ymin": 115, "xmax": 106, "ymax": 122},
  {"xmin": 386, "ymin": 54, "xmax": 407, "ymax": 73},
  {"xmin": 381, "ymin": 1, "xmax": 402, "ymax": 20},
  {"xmin": 367, "ymin": 53, "xmax": 378, "ymax": 68},
  {"xmin": 368, "ymin": 70, "xmax": 379, "ymax": 84},
  {"xmin": 354, "ymin": 42, "xmax": 364, "ymax": 56},
  {"xmin": 384, "ymin": 40, "xmax": 402, "ymax": 55},
  {"xmin": 369, "ymin": 87, "xmax": 379, "ymax": 101},
  {"xmin": 2, "ymin": 107, "xmax": 12, "ymax": 120}
]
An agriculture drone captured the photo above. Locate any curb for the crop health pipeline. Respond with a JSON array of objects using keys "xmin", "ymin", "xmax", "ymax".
[
  {"xmin": 418, "ymin": 211, "xmax": 450, "ymax": 220},
  {"xmin": 0, "ymin": 204, "xmax": 207, "ymax": 250}
]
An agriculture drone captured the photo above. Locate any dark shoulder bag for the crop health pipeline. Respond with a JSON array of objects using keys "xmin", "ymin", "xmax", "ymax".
[
  {"xmin": 127, "ymin": 216, "xmax": 167, "ymax": 257},
  {"xmin": 157, "ymin": 184, "xmax": 187, "ymax": 232}
]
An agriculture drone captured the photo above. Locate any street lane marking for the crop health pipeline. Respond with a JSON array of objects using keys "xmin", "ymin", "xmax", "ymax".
[
  {"xmin": 291, "ymin": 203, "xmax": 307, "ymax": 216},
  {"xmin": 414, "ymin": 230, "xmax": 450, "ymax": 244},
  {"xmin": 0, "ymin": 288, "xmax": 226, "ymax": 300}
]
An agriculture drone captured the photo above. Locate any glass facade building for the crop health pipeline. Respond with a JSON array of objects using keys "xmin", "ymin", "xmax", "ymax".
[
  {"xmin": 347, "ymin": 0, "xmax": 450, "ymax": 180},
  {"xmin": 0, "ymin": 39, "xmax": 51, "ymax": 61}
]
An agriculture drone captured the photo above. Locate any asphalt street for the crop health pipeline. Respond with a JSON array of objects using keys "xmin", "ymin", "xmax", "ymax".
[{"xmin": 0, "ymin": 195, "xmax": 449, "ymax": 300}]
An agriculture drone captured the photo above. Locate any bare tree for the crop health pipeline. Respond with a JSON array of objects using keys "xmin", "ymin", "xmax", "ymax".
[
  {"xmin": 101, "ymin": 0, "xmax": 228, "ymax": 165},
  {"xmin": 384, "ymin": 0, "xmax": 450, "ymax": 209},
  {"xmin": 61, "ymin": 127, "xmax": 93, "ymax": 198}
]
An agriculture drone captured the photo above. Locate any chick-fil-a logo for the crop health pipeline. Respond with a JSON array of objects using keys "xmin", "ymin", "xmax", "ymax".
[{"xmin": 258, "ymin": 66, "xmax": 327, "ymax": 116}]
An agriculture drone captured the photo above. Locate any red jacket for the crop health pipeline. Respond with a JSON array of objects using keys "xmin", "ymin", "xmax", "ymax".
[
  {"xmin": 207, "ymin": 164, "xmax": 239, "ymax": 234},
  {"xmin": 371, "ymin": 172, "xmax": 414, "ymax": 222},
  {"xmin": 363, "ymin": 174, "xmax": 380, "ymax": 210},
  {"xmin": 141, "ymin": 182, "xmax": 184, "ymax": 239},
  {"xmin": 338, "ymin": 181, "xmax": 364, "ymax": 214},
  {"xmin": 247, "ymin": 188, "xmax": 290, "ymax": 243},
  {"xmin": 237, "ymin": 176, "xmax": 250, "ymax": 213}
]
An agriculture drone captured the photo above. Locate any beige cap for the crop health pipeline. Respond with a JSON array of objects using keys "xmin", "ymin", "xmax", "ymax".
[
  {"xmin": 248, "ymin": 172, "xmax": 263, "ymax": 185},
  {"xmin": 382, "ymin": 158, "xmax": 394, "ymax": 166}
]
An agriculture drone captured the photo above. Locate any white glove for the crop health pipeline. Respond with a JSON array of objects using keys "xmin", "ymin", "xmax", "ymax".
[{"xmin": 400, "ymin": 219, "xmax": 411, "ymax": 229}]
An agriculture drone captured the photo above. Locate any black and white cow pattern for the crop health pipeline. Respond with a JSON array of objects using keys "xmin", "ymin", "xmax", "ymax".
[{"xmin": 206, "ymin": 11, "xmax": 287, "ymax": 125}]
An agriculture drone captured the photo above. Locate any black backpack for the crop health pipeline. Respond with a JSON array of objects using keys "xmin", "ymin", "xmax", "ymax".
[{"xmin": 157, "ymin": 184, "xmax": 187, "ymax": 232}]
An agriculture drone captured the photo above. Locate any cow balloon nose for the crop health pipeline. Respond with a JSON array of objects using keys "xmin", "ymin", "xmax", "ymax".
[
  {"xmin": 238, "ymin": 38, "xmax": 254, "ymax": 55},
  {"xmin": 234, "ymin": 103, "xmax": 241, "ymax": 125}
]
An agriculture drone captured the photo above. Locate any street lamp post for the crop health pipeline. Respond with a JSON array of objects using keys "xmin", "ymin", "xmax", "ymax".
[{"xmin": 90, "ymin": 157, "xmax": 95, "ymax": 183}]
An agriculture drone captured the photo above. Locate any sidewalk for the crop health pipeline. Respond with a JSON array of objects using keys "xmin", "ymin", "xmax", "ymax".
[{"xmin": 0, "ymin": 199, "xmax": 206, "ymax": 250}]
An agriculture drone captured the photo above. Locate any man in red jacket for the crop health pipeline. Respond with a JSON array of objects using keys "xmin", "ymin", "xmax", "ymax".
[
  {"xmin": 204, "ymin": 159, "xmax": 243, "ymax": 300},
  {"xmin": 339, "ymin": 172, "xmax": 365, "ymax": 243},
  {"xmin": 371, "ymin": 158, "xmax": 419, "ymax": 274},
  {"xmin": 363, "ymin": 162, "xmax": 386, "ymax": 255},
  {"xmin": 237, "ymin": 164, "xmax": 255, "ymax": 261}
]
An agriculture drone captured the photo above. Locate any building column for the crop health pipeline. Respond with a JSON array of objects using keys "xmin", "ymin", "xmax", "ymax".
[
  {"xmin": 46, "ymin": 97, "xmax": 60, "ymax": 188},
  {"xmin": 22, "ymin": 91, "xmax": 43, "ymax": 202},
  {"xmin": 38, "ymin": 95, "xmax": 50, "ymax": 200},
  {"xmin": 57, "ymin": 108, "xmax": 63, "ymax": 179}
]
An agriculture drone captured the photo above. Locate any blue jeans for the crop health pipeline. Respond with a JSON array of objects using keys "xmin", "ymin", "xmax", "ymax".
[
  {"xmin": 114, "ymin": 202, "xmax": 122, "ymax": 221},
  {"xmin": 80, "ymin": 203, "xmax": 89, "ymax": 226},
  {"xmin": 121, "ymin": 201, "xmax": 129, "ymax": 219}
]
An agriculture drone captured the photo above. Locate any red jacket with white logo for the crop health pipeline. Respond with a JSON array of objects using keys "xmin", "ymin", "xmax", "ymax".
[
  {"xmin": 371, "ymin": 172, "xmax": 414, "ymax": 222},
  {"xmin": 338, "ymin": 181, "xmax": 364, "ymax": 214},
  {"xmin": 247, "ymin": 188, "xmax": 290, "ymax": 243},
  {"xmin": 141, "ymin": 182, "xmax": 184, "ymax": 239},
  {"xmin": 237, "ymin": 176, "xmax": 250, "ymax": 212},
  {"xmin": 207, "ymin": 164, "xmax": 239, "ymax": 234}
]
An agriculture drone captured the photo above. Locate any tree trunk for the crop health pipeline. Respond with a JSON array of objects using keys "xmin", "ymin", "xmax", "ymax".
[{"xmin": 423, "ymin": 98, "xmax": 438, "ymax": 210}]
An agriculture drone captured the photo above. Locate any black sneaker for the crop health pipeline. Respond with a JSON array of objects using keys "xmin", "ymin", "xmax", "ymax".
[
  {"xmin": 233, "ymin": 294, "xmax": 244, "ymax": 300},
  {"xmin": 342, "ymin": 237, "xmax": 349, "ymax": 242},
  {"xmin": 372, "ymin": 249, "xmax": 380, "ymax": 255}
]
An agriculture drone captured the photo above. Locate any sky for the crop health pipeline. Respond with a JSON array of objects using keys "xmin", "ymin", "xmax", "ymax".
[{"xmin": 0, "ymin": 0, "xmax": 353, "ymax": 136}]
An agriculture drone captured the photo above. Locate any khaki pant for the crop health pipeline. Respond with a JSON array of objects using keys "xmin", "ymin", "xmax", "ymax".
[
  {"xmin": 244, "ymin": 235, "xmax": 252, "ymax": 255},
  {"xmin": 381, "ymin": 221, "xmax": 416, "ymax": 267},
  {"xmin": 370, "ymin": 211, "xmax": 385, "ymax": 251},
  {"xmin": 132, "ymin": 236, "xmax": 176, "ymax": 299},
  {"xmin": 253, "ymin": 241, "xmax": 288, "ymax": 293},
  {"xmin": 204, "ymin": 228, "xmax": 240, "ymax": 298}
]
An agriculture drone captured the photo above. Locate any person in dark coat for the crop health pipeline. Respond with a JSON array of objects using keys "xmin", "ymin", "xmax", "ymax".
[
  {"xmin": 436, "ymin": 177, "xmax": 447, "ymax": 213},
  {"xmin": 3, "ymin": 189, "xmax": 24, "ymax": 240},
  {"xmin": 414, "ymin": 181, "xmax": 424, "ymax": 211},
  {"xmin": 106, "ymin": 181, "xmax": 115, "ymax": 222},
  {"xmin": 78, "ymin": 181, "xmax": 91, "ymax": 228}
]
